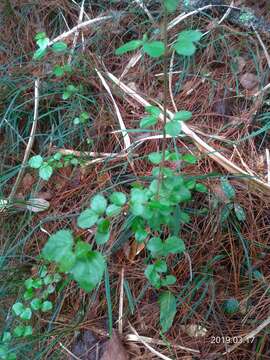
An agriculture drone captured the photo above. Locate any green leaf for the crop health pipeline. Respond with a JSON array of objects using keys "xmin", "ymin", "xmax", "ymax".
[
  {"xmin": 145, "ymin": 264, "xmax": 162, "ymax": 288},
  {"xmin": 131, "ymin": 188, "xmax": 148, "ymax": 203},
  {"xmin": 20, "ymin": 307, "xmax": 32, "ymax": 320},
  {"xmin": 140, "ymin": 115, "xmax": 158, "ymax": 128},
  {"xmin": 39, "ymin": 163, "xmax": 53, "ymax": 180},
  {"xmin": 29, "ymin": 155, "xmax": 43, "ymax": 169},
  {"xmin": 23, "ymin": 289, "xmax": 34, "ymax": 300},
  {"xmin": 182, "ymin": 154, "xmax": 197, "ymax": 164},
  {"xmin": 13, "ymin": 326, "xmax": 25, "ymax": 338},
  {"xmin": 135, "ymin": 229, "xmax": 148, "ymax": 243},
  {"xmin": 95, "ymin": 231, "xmax": 110, "ymax": 245},
  {"xmin": 195, "ymin": 183, "xmax": 208, "ymax": 192},
  {"xmin": 2, "ymin": 331, "xmax": 11, "ymax": 343},
  {"xmin": 41, "ymin": 301, "xmax": 53, "ymax": 312},
  {"xmin": 73, "ymin": 117, "xmax": 81, "ymax": 125},
  {"xmin": 221, "ymin": 177, "xmax": 235, "ymax": 200},
  {"xmin": 164, "ymin": 0, "xmax": 179, "ymax": 12},
  {"xmin": 163, "ymin": 236, "xmax": 185, "ymax": 255},
  {"xmin": 158, "ymin": 291, "xmax": 177, "ymax": 332},
  {"xmin": 97, "ymin": 218, "xmax": 110, "ymax": 233},
  {"xmin": 75, "ymin": 241, "xmax": 92, "ymax": 259},
  {"xmin": 165, "ymin": 121, "xmax": 181, "ymax": 137},
  {"xmin": 115, "ymin": 40, "xmax": 143, "ymax": 55},
  {"xmin": 90, "ymin": 194, "xmax": 107, "ymax": 215},
  {"xmin": 35, "ymin": 32, "xmax": 47, "ymax": 40},
  {"xmin": 23, "ymin": 326, "xmax": 33, "ymax": 337},
  {"xmin": 53, "ymin": 65, "xmax": 65, "ymax": 77},
  {"xmin": 147, "ymin": 237, "xmax": 163, "ymax": 257},
  {"xmin": 24, "ymin": 278, "xmax": 34, "ymax": 289},
  {"xmin": 234, "ymin": 203, "xmax": 246, "ymax": 221},
  {"xmin": 109, "ymin": 192, "xmax": 127, "ymax": 206},
  {"xmin": 42, "ymin": 229, "xmax": 74, "ymax": 266},
  {"xmin": 37, "ymin": 37, "xmax": 50, "ymax": 50},
  {"xmin": 32, "ymin": 278, "xmax": 43, "ymax": 289},
  {"xmin": 43, "ymin": 274, "xmax": 53, "ymax": 285},
  {"xmin": 51, "ymin": 41, "xmax": 67, "ymax": 53},
  {"xmin": 161, "ymin": 275, "xmax": 177, "ymax": 286},
  {"xmin": 70, "ymin": 251, "xmax": 105, "ymax": 292},
  {"xmin": 173, "ymin": 110, "xmax": 192, "ymax": 121},
  {"xmin": 223, "ymin": 298, "xmax": 239, "ymax": 315},
  {"xmin": 174, "ymin": 30, "xmax": 203, "ymax": 56},
  {"xmin": 146, "ymin": 106, "xmax": 161, "ymax": 117},
  {"xmin": 12, "ymin": 302, "xmax": 24, "ymax": 316},
  {"xmin": 30, "ymin": 298, "xmax": 42, "ymax": 311},
  {"xmin": 33, "ymin": 48, "xmax": 47, "ymax": 60},
  {"xmin": 77, "ymin": 208, "xmax": 99, "ymax": 228},
  {"xmin": 106, "ymin": 204, "xmax": 122, "ymax": 217},
  {"xmin": 143, "ymin": 41, "xmax": 165, "ymax": 58},
  {"xmin": 148, "ymin": 152, "xmax": 163, "ymax": 165},
  {"xmin": 62, "ymin": 90, "xmax": 71, "ymax": 100}
]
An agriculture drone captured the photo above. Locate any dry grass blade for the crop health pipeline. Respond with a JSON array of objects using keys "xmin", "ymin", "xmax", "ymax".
[
  {"xmin": 68, "ymin": 0, "xmax": 85, "ymax": 64},
  {"xmin": 9, "ymin": 78, "xmax": 40, "ymax": 199},
  {"xmin": 96, "ymin": 69, "xmax": 131, "ymax": 151},
  {"xmin": 106, "ymin": 72, "xmax": 270, "ymax": 195}
]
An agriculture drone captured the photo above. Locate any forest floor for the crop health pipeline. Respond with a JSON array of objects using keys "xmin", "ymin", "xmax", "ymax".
[{"xmin": 1, "ymin": 1, "xmax": 270, "ymax": 359}]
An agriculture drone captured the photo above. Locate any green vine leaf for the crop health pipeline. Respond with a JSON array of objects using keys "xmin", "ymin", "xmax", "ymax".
[
  {"xmin": 29, "ymin": 155, "xmax": 43, "ymax": 169},
  {"xmin": 221, "ymin": 177, "xmax": 235, "ymax": 200},
  {"xmin": 77, "ymin": 208, "xmax": 99, "ymax": 229},
  {"xmin": 140, "ymin": 115, "xmax": 158, "ymax": 128},
  {"xmin": 90, "ymin": 194, "xmax": 107, "ymax": 215},
  {"xmin": 51, "ymin": 41, "xmax": 67, "ymax": 53},
  {"xmin": 173, "ymin": 110, "xmax": 192, "ymax": 121},
  {"xmin": 164, "ymin": 0, "xmax": 179, "ymax": 12},
  {"xmin": 39, "ymin": 163, "xmax": 53, "ymax": 180},
  {"xmin": 109, "ymin": 192, "xmax": 127, "ymax": 206},
  {"xmin": 173, "ymin": 30, "xmax": 203, "ymax": 56},
  {"xmin": 165, "ymin": 121, "xmax": 181, "ymax": 137}
]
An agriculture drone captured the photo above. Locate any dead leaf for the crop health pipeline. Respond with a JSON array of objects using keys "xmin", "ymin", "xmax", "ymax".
[
  {"xmin": 26, "ymin": 198, "xmax": 50, "ymax": 212},
  {"xmin": 100, "ymin": 331, "xmax": 129, "ymax": 360},
  {"xmin": 240, "ymin": 73, "xmax": 258, "ymax": 90},
  {"xmin": 71, "ymin": 330, "xmax": 99, "ymax": 360},
  {"xmin": 235, "ymin": 56, "xmax": 246, "ymax": 73},
  {"xmin": 180, "ymin": 324, "xmax": 207, "ymax": 338}
]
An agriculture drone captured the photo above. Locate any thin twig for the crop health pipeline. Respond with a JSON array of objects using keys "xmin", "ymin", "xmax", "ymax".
[
  {"xmin": 48, "ymin": 16, "xmax": 112, "ymax": 46},
  {"xmin": 9, "ymin": 78, "xmax": 40, "ymax": 199},
  {"xmin": 96, "ymin": 69, "xmax": 131, "ymax": 150},
  {"xmin": 68, "ymin": 0, "xmax": 85, "ymax": 64},
  {"xmin": 118, "ymin": 267, "xmax": 124, "ymax": 335}
]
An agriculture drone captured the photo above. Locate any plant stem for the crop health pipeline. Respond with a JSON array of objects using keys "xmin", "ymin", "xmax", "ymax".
[{"xmin": 157, "ymin": 2, "xmax": 169, "ymax": 195}]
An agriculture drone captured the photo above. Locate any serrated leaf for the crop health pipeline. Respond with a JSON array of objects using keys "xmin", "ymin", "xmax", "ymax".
[
  {"xmin": 33, "ymin": 48, "xmax": 47, "ymax": 60},
  {"xmin": 158, "ymin": 291, "xmax": 177, "ymax": 332},
  {"xmin": 77, "ymin": 208, "xmax": 99, "ymax": 228},
  {"xmin": 143, "ymin": 41, "xmax": 165, "ymax": 58},
  {"xmin": 164, "ymin": 0, "xmax": 179, "ymax": 12},
  {"xmin": 42, "ymin": 229, "xmax": 74, "ymax": 266},
  {"xmin": 144, "ymin": 264, "xmax": 161, "ymax": 288},
  {"xmin": 182, "ymin": 153, "xmax": 197, "ymax": 164},
  {"xmin": 29, "ymin": 155, "xmax": 43, "ymax": 169},
  {"xmin": 20, "ymin": 307, "xmax": 32, "ymax": 320},
  {"xmin": 173, "ymin": 110, "xmax": 192, "ymax": 121},
  {"xmin": 140, "ymin": 115, "xmax": 158, "ymax": 128},
  {"xmin": 36, "ymin": 37, "xmax": 50, "ymax": 50},
  {"xmin": 12, "ymin": 302, "xmax": 24, "ymax": 316},
  {"xmin": 115, "ymin": 40, "xmax": 143, "ymax": 55},
  {"xmin": 148, "ymin": 152, "xmax": 163, "ymax": 165},
  {"xmin": 53, "ymin": 65, "xmax": 64, "ymax": 77},
  {"xmin": 109, "ymin": 192, "xmax": 127, "ymax": 206},
  {"xmin": 221, "ymin": 177, "xmax": 235, "ymax": 200},
  {"xmin": 163, "ymin": 236, "xmax": 185, "ymax": 255},
  {"xmin": 30, "ymin": 298, "xmax": 42, "ymax": 311},
  {"xmin": 165, "ymin": 121, "xmax": 181, "ymax": 137},
  {"xmin": 51, "ymin": 41, "xmax": 67, "ymax": 53},
  {"xmin": 39, "ymin": 163, "xmax": 53, "ymax": 180},
  {"xmin": 90, "ymin": 194, "xmax": 107, "ymax": 215},
  {"xmin": 234, "ymin": 203, "xmax": 246, "ymax": 221},
  {"xmin": 106, "ymin": 204, "xmax": 122, "ymax": 217},
  {"xmin": 70, "ymin": 251, "xmax": 105, "ymax": 292},
  {"xmin": 146, "ymin": 106, "xmax": 161, "ymax": 117}
]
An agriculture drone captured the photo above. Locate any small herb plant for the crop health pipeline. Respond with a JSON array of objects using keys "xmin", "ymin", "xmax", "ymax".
[{"xmin": 2, "ymin": 1, "xmax": 212, "ymax": 354}]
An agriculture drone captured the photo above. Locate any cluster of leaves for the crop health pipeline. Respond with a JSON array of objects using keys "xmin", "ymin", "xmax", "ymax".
[
  {"xmin": 33, "ymin": 32, "xmax": 67, "ymax": 60},
  {"xmin": 28, "ymin": 152, "xmax": 84, "ymax": 181},
  {"xmin": 42, "ymin": 230, "xmax": 105, "ymax": 292},
  {"xmin": 219, "ymin": 177, "xmax": 246, "ymax": 223},
  {"xmin": 0, "ymin": 266, "xmax": 60, "ymax": 360},
  {"xmin": 115, "ymin": 30, "xmax": 203, "ymax": 58},
  {"xmin": 73, "ymin": 111, "xmax": 90, "ymax": 125}
]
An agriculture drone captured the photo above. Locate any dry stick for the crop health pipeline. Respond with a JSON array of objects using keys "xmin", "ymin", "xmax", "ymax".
[
  {"xmin": 126, "ymin": 333, "xmax": 200, "ymax": 354},
  {"xmin": 68, "ymin": 0, "xmax": 85, "ymax": 64},
  {"xmin": 118, "ymin": 267, "xmax": 124, "ymax": 335},
  {"xmin": 56, "ymin": 148, "xmax": 120, "ymax": 158},
  {"xmin": 222, "ymin": 314, "xmax": 270, "ymax": 355},
  {"xmin": 9, "ymin": 78, "xmax": 40, "ymax": 200},
  {"xmin": 95, "ymin": 69, "xmax": 131, "ymax": 151},
  {"xmin": 48, "ymin": 15, "xmax": 112, "ymax": 46},
  {"xmin": 106, "ymin": 72, "xmax": 270, "ymax": 194}
]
